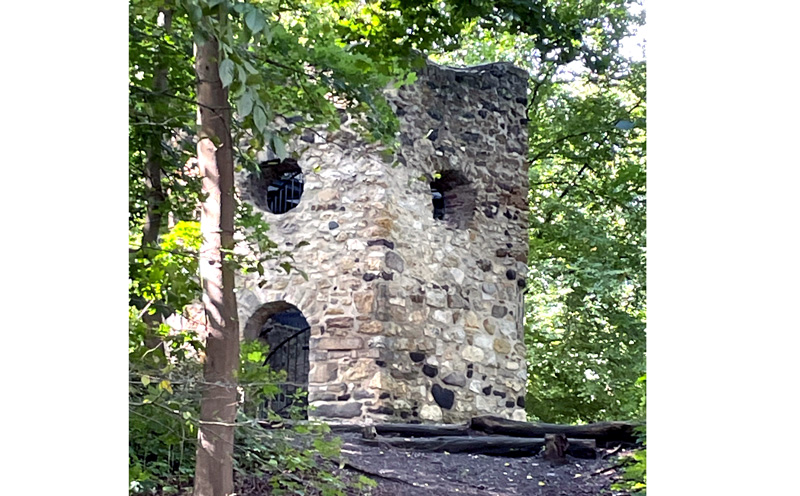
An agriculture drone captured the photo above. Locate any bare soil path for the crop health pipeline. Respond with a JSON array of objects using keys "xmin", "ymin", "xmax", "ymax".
[{"xmin": 335, "ymin": 432, "xmax": 631, "ymax": 496}]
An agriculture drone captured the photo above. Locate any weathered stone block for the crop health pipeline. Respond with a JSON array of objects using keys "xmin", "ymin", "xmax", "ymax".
[
  {"xmin": 422, "ymin": 364, "xmax": 439, "ymax": 377},
  {"xmin": 310, "ymin": 362, "xmax": 338, "ymax": 383},
  {"xmin": 326, "ymin": 317, "xmax": 355, "ymax": 330},
  {"xmin": 491, "ymin": 305, "xmax": 507, "ymax": 318},
  {"xmin": 385, "ymin": 251, "xmax": 405, "ymax": 273},
  {"xmin": 493, "ymin": 338, "xmax": 512, "ymax": 354},
  {"xmin": 315, "ymin": 337, "xmax": 363, "ymax": 351},
  {"xmin": 461, "ymin": 345, "xmax": 485, "ymax": 362},
  {"xmin": 353, "ymin": 292, "xmax": 374, "ymax": 313},
  {"xmin": 359, "ymin": 321, "xmax": 383, "ymax": 334},
  {"xmin": 311, "ymin": 402, "xmax": 362, "ymax": 418},
  {"xmin": 419, "ymin": 404, "xmax": 443, "ymax": 421},
  {"xmin": 447, "ymin": 292, "xmax": 469, "ymax": 309},
  {"xmin": 449, "ymin": 267, "xmax": 465, "ymax": 284},
  {"xmin": 442, "ymin": 372, "xmax": 467, "ymax": 387},
  {"xmin": 431, "ymin": 384, "xmax": 455, "ymax": 410},
  {"xmin": 409, "ymin": 351, "xmax": 426, "ymax": 362},
  {"xmin": 427, "ymin": 289, "xmax": 447, "ymax": 308},
  {"xmin": 342, "ymin": 359, "xmax": 377, "ymax": 382},
  {"xmin": 464, "ymin": 311, "xmax": 480, "ymax": 329}
]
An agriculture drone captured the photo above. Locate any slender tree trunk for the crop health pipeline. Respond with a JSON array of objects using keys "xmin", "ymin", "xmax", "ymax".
[
  {"xmin": 142, "ymin": 9, "xmax": 172, "ymax": 352},
  {"xmin": 141, "ymin": 9, "xmax": 169, "ymax": 247},
  {"xmin": 193, "ymin": 29, "xmax": 240, "ymax": 496}
]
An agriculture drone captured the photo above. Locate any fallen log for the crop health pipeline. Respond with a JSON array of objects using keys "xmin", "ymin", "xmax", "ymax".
[
  {"xmin": 375, "ymin": 423, "xmax": 470, "ymax": 437},
  {"xmin": 329, "ymin": 422, "xmax": 471, "ymax": 437},
  {"xmin": 361, "ymin": 435, "xmax": 597, "ymax": 458},
  {"xmin": 470, "ymin": 416, "xmax": 642, "ymax": 446}
]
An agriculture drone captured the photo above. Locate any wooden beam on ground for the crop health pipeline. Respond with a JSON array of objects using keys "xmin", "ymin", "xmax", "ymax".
[
  {"xmin": 470, "ymin": 416, "xmax": 642, "ymax": 446},
  {"xmin": 360, "ymin": 435, "xmax": 597, "ymax": 458},
  {"xmin": 328, "ymin": 422, "xmax": 471, "ymax": 437}
]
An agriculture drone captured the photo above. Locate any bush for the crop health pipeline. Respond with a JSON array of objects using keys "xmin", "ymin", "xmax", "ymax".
[{"xmin": 129, "ymin": 326, "xmax": 373, "ymax": 495}]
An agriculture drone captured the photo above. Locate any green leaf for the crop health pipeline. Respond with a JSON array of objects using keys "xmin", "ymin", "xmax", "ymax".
[
  {"xmin": 280, "ymin": 262, "xmax": 292, "ymax": 274},
  {"xmin": 159, "ymin": 379, "xmax": 173, "ymax": 394},
  {"xmin": 270, "ymin": 133, "xmax": 287, "ymax": 160},
  {"xmin": 141, "ymin": 375, "xmax": 151, "ymax": 386},
  {"xmin": 242, "ymin": 59, "xmax": 259, "ymax": 75},
  {"xmin": 245, "ymin": 8, "xmax": 266, "ymax": 34},
  {"xmin": 253, "ymin": 105, "xmax": 267, "ymax": 133},
  {"xmin": 219, "ymin": 58, "xmax": 235, "ymax": 88},
  {"xmin": 247, "ymin": 351, "xmax": 264, "ymax": 362},
  {"xmin": 238, "ymin": 90, "xmax": 254, "ymax": 118},
  {"xmin": 187, "ymin": 3, "xmax": 203, "ymax": 24}
]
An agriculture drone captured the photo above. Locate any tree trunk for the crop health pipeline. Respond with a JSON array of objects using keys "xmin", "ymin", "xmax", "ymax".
[
  {"xmin": 141, "ymin": 6, "xmax": 170, "ymax": 248},
  {"xmin": 193, "ymin": 29, "xmax": 240, "ymax": 496},
  {"xmin": 141, "ymin": 8, "xmax": 172, "ymax": 352}
]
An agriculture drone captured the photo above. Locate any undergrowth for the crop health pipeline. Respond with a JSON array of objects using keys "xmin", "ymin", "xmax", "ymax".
[{"xmin": 129, "ymin": 327, "xmax": 375, "ymax": 495}]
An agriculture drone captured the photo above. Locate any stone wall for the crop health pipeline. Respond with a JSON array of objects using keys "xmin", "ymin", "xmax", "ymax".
[{"xmin": 236, "ymin": 60, "xmax": 530, "ymax": 423}]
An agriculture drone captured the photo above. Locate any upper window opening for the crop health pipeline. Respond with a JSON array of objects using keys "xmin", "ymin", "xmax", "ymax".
[
  {"xmin": 249, "ymin": 159, "xmax": 304, "ymax": 214},
  {"xmin": 267, "ymin": 170, "xmax": 303, "ymax": 214},
  {"xmin": 430, "ymin": 170, "xmax": 476, "ymax": 230}
]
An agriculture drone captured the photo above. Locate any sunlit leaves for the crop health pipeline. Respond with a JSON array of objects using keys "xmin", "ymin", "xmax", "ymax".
[{"xmin": 523, "ymin": 63, "xmax": 646, "ymax": 423}]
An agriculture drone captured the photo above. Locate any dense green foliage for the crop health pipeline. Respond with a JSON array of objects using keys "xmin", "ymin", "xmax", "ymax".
[
  {"xmin": 130, "ymin": 0, "xmax": 646, "ymax": 493},
  {"xmin": 435, "ymin": 1, "xmax": 646, "ymax": 425},
  {"xmin": 525, "ymin": 64, "xmax": 646, "ymax": 423}
]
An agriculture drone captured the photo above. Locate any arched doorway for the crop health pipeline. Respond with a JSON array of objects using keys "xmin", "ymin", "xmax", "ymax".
[{"xmin": 244, "ymin": 301, "xmax": 311, "ymax": 418}]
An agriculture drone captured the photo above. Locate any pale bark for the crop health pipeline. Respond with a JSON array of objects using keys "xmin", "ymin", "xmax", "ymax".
[{"xmin": 193, "ymin": 29, "xmax": 240, "ymax": 496}]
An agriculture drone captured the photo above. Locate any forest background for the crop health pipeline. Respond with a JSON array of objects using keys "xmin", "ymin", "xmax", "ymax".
[{"xmin": 3, "ymin": 1, "xmax": 800, "ymax": 496}]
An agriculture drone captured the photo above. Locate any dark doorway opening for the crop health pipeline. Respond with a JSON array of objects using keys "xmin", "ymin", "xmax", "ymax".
[{"xmin": 245, "ymin": 301, "xmax": 310, "ymax": 418}]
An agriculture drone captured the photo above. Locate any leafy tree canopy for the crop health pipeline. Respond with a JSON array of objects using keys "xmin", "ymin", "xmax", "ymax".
[{"xmin": 434, "ymin": 1, "xmax": 646, "ymax": 423}]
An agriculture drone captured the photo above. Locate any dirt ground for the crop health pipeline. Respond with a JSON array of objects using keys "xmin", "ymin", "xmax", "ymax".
[
  {"xmin": 235, "ymin": 430, "xmax": 633, "ymax": 496},
  {"xmin": 335, "ymin": 432, "xmax": 631, "ymax": 496}
]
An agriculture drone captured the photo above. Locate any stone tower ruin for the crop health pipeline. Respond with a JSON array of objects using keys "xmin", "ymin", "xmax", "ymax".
[{"xmin": 236, "ymin": 60, "xmax": 530, "ymax": 423}]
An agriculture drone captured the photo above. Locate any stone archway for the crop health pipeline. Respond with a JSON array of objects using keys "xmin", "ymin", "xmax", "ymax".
[{"xmin": 244, "ymin": 301, "xmax": 311, "ymax": 418}]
